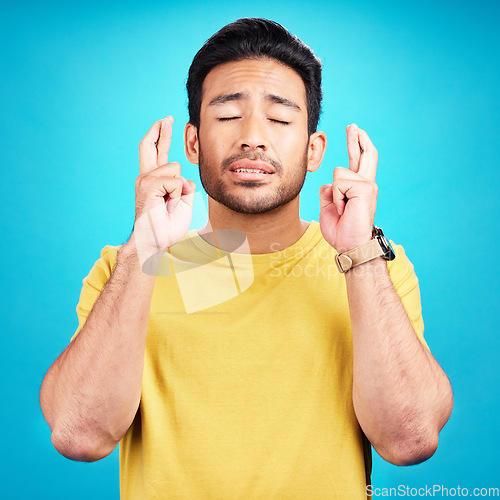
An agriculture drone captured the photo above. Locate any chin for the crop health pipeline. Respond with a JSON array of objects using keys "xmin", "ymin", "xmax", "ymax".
[
  {"xmin": 201, "ymin": 170, "xmax": 305, "ymax": 216},
  {"xmin": 218, "ymin": 193, "xmax": 298, "ymax": 215}
]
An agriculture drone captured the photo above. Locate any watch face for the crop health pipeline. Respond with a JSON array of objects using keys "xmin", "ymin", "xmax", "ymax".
[{"xmin": 373, "ymin": 226, "xmax": 396, "ymax": 261}]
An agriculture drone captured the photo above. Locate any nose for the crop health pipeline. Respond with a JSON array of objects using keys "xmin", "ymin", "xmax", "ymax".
[{"xmin": 239, "ymin": 113, "xmax": 268, "ymax": 151}]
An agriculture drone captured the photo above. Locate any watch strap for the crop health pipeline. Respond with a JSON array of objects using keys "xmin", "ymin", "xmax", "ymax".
[{"xmin": 335, "ymin": 238, "xmax": 384, "ymax": 273}]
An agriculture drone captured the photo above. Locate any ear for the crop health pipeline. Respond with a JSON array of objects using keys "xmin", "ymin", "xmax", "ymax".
[
  {"xmin": 306, "ymin": 131, "xmax": 327, "ymax": 173},
  {"xmin": 184, "ymin": 122, "xmax": 199, "ymax": 164}
]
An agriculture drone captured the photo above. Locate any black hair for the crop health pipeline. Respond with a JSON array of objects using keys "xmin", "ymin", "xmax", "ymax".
[{"xmin": 186, "ymin": 18, "xmax": 322, "ymax": 136}]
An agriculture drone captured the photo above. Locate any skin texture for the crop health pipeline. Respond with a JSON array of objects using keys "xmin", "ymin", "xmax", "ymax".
[
  {"xmin": 195, "ymin": 58, "xmax": 311, "ymax": 216},
  {"xmin": 198, "ymin": 137, "xmax": 309, "ymax": 215},
  {"xmin": 40, "ymin": 56, "xmax": 453, "ymax": 467},
  {"xmin": 185, "ymin": 58, "xmax": 327, "ymax": 253}
]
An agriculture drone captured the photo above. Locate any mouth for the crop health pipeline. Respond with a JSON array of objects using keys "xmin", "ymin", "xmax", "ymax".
[{"xmin": 228, "ymin": 160, "xmax": 275, "ymax": 181}]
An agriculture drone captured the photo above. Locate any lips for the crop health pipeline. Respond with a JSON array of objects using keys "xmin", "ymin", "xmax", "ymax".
[{"xmin": 229, "ymin": 159, "xmax": 275, "ymax": 175}]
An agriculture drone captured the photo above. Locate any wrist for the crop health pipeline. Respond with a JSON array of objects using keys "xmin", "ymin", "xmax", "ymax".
[
  {"xmin": 119, "ymin": 236, "xmax": 162, "ymax": 278},
  {"xmin": 120, "ymin": 238, "xmax": 137, "ymax": 257},
  {"xmin": 335, "ymin": 226, "xmax": 395, "ymax": 274},
  {"xmin": 344, "ymin": 255, "xmax": 387, "ymax": 278}
]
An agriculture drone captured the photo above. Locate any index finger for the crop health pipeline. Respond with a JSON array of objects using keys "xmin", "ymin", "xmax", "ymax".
[
  {"xmin": 156, "ymin": 116, "xmax": 174, "ymax": 167},
  {"xmin": 138, "ymin": 120, "xmax": 162, "ymax": 174},
  {"xmin": 357, "ymin": 128, "xmax": 378, "ymax": 181}
]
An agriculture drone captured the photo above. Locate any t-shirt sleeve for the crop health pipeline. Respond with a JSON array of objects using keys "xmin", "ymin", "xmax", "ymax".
[
  {"xmin": 386, "ymin": 242, "xmax": 429, "ymax": 351},
  {"xmin": 70, "ymin": 245, "xmax": 121, "ymax": 343}
]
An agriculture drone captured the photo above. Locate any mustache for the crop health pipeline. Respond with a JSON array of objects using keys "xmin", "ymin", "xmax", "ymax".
[{"xmin": 222, "ymin": 151, "xmax": 282, "ymax": 174}]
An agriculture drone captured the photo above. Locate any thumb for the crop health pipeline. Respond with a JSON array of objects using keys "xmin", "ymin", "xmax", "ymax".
[
  {"xmin": 181, "ymin": 178, "xmax": 196, "ymax": 195},
  {"xmin": 180, "ymin": 178, "xmax": 196, "ymax": 206},
  {"xmin": 319, "ymin": 184, "xmax": 333, "ymax": 211},
  {"xmin": 319, "ymin": 184, "xmax": 340, "ymax": 230},
  {"xmin": 176, "ymin": 178, "xmax": 197, "ymax": 208}
]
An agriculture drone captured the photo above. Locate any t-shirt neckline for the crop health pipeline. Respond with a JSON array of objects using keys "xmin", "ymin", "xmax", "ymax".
[{"xmin": 187, "ymin": 220, "xmax": 322, "ymax": 264}]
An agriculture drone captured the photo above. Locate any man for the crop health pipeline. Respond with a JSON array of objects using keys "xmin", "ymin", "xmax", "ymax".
[{"xmin": 40, "ymin": 18, "xmax": 453, "ymax": 499}]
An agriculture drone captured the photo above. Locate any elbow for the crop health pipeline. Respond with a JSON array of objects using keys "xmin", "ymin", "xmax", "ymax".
[
  {"xmin": 376, "ymin": 431, "xmax": 439, "ymax": 466},
  {"xmin": 51, "ymin": 428, "xmax": 118, "ymax": 462},
  {"xmin": 373, "ymin": 381, "xmax": 454, "ymax": 467}
]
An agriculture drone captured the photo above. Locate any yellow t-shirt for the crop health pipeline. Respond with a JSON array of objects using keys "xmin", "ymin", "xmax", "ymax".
[{"xmin": 71, "ymin": 221, "xmax": 427, "ymax": 499}]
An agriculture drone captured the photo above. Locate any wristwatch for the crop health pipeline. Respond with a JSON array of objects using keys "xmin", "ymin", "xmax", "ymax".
[{"xmin": 335, "ymin": 226, "xmax": 396, "ymax": 273}]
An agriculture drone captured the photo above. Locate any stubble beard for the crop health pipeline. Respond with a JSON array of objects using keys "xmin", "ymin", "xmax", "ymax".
[{"xmin": 198, "ymin": 140, "xmax": 310, "ymax": 215}]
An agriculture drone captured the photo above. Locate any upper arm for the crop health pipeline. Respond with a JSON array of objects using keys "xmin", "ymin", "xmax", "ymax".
[{"xmin": 70, "ymin": 245, "xmax": 120, "ymax": 343}]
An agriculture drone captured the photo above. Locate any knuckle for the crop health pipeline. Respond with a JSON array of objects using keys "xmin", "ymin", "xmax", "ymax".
[
  {"xmin": 332, "ymin": 166, "xmax": 346, "ymax": 179},
  {"xmin": 166, "ymin": 176, "xmax": 182, "ymax": 190},
  {"xmin": 167, "ymin": 162, "xmax": 182, "ymax": 176},
  {"xmin": 366, "ymin": 181, "xmax": 378, "ymax": 194},
  {"xmin": 135, "ymin": 178, "xmax": 144, "ymax": 191},
  {"xmin": 136, "ymin": 173, "xmax": 150, "ymax": 187}
]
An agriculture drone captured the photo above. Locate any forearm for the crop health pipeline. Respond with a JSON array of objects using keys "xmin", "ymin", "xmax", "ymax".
[
  {"xmin": 346, "ymin": 257, "xmax": 453, "ymax": 465},
  {"xmin": 40, "ymin": 238, "xmax": 156, "ymax": 461}
]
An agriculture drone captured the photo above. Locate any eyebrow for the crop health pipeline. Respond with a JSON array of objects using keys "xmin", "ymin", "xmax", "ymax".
[
  {"xmin": 265, "ymin": 93, "xmax": 301, "ymax": 111},
  {"xmin": 208, "ymin": 91, "xmax": 302, "ymax": 111}
]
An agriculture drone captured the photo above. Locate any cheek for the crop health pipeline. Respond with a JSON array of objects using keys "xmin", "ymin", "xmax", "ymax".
[
  {"xmin": 202, "ymin": 128, "xmax": 230, "ymax": 155},
  {"xmin": 276, "ymin": 131, "xmax": 308, "ymax": 159},
  {"xmin": 199, "ymin": 136, "xmax": 223, "ymax": 162}
]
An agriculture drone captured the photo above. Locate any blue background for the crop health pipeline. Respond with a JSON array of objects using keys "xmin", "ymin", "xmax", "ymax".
[{"xmin": 1, "ymin": 0, "xmax": 498, "ymax": 498}]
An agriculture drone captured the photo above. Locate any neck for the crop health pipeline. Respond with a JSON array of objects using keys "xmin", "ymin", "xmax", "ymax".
[{"xmin": 198, "ymin": 197, "xmax": 310, "ymax": 254}]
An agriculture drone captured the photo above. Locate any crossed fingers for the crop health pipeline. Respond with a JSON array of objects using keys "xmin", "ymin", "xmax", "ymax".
[
  {"xmin": 346, "ymin": 123, "xmax": 378, "ymax": 181},
  {"xmin": 138, "ymin": 116, "xmax": 175, "ymax": 174}
]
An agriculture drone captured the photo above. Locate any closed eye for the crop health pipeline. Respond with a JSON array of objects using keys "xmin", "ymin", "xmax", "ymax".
[{"xmin": 218, "ymin": 117, "xmax": 290, "ymax": 125}]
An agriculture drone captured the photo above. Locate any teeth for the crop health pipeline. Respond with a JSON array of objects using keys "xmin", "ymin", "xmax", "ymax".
[{"xmin": 233, "ymin": 169, "xmax": 269, "ymax": 174}]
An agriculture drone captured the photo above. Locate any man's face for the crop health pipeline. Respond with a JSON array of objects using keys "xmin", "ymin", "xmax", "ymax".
[{"xmin": 196, "ymin": 57, "xmax": 311, "ymax": 214}]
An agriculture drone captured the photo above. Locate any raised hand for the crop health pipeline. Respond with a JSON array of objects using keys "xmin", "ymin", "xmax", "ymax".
[
  {"xmin": 319, "ymin": 124, "xmax": 379, "ymax": 253},
  {"xmin": 132, "ymin": 116, "xmax": 196, "ymax": 264}
]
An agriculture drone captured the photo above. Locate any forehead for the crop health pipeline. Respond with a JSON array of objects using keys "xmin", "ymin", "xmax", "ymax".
[{"xmin": 201, "ymin": 58, "xmax": 306, "ymax": 108}]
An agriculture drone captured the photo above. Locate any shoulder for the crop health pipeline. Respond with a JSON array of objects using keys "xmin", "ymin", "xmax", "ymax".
[
  {"xmin": 82, "ymin": 244, "xmax": 122, "ymax": 285},
  {"xmin": 386, "ymin": 241, "xmax": 420, "ymax": 291}
]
